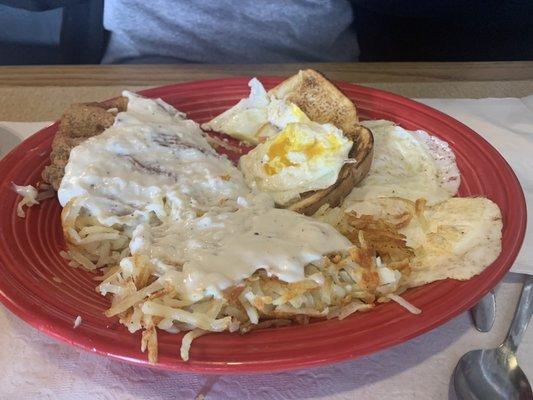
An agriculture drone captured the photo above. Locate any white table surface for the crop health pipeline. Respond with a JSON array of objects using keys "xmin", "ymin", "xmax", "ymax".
[{"xmin": 0, "ymin": 98, "xmax": 532, "ymax": 399}]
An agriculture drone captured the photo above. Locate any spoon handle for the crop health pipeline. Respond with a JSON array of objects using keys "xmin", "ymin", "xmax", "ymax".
[
  {"xmin": 471, "ymin": 289, "xmax": 496, "ymax": 332},
  {"xmin": 503, "ymin": 275, "xmax": 533, "ymax": 354}
]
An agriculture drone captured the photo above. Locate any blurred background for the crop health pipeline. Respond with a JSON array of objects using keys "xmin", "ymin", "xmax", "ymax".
[{"xmin": 0, "ymin": 0, "xmax": 532, "ymax": 65}]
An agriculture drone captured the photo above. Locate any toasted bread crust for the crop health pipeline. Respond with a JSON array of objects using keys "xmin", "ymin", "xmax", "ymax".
[
  {"xmin": 270, "ymin": 70, "xmax": 373, "ymax": 215},
  {"xmin": 287, "ymin": 125, "xmax": 374, "ymax": 216},
  {"xmin": 269, "ymin": 69, "xmax": 359, "ymax": 138}
]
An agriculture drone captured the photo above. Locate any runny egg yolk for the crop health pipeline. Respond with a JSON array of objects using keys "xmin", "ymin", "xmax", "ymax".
[{"xmin": 264, "ymin": 123, "xmax": 343, "ymax": 175}]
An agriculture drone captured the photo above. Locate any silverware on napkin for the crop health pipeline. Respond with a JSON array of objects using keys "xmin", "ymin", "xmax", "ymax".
[
  {"xmin": 454, "ymin": 275, "xmax": 533, "ymax": 400},
  {"xmin": 470, "ymin": 290, "xmax": 496, "ymax": 332}
]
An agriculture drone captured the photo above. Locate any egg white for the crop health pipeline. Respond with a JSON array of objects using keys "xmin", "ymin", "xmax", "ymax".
[
  {"xmin": 343, "ymin": 196, "xmax": 502, "ymax": 287},
  {"xmin": 239, "ymin": 122, "xmax": 352, "ymax": 205},
  {"xmin": 201, "ymin": 78, "xmax": 310, "ymax": 144},
  {"xmin": 345, "ymin": 120, "xmax": 460, "ymax": 206}
]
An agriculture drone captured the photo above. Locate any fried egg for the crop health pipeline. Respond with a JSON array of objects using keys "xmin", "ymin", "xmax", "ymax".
[
  {"xmin": 201, "ymin": 78, "xmax": 310, "ymax": 144},
  {"xmin": 407, "ymin": 197, "xmax": 502, "ymax": 286},
  {"xmin": 346, "ymin": 120, "xmax": 460, "ymax": 205},
  {"xmin": 239, "ymin": 121, "xmax": 352, "ymax": 205},
  {"xmin": 343, "ymin": 196, "xmax": 502, "ymax": 287}
]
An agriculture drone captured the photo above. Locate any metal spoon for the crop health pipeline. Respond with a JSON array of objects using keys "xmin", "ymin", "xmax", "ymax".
[
  {"xmin": 471, "ymin": 290, "xmax": 496, "ymax": 332},
  {"xmin": 454, "ymin": 275, "xmax": 533, "ymax": 400}
]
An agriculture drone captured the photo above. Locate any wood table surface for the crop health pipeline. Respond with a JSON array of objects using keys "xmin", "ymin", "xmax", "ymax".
[{"xmin": 1, "ymin": 61, "xmax": 532, "ymax": 121}]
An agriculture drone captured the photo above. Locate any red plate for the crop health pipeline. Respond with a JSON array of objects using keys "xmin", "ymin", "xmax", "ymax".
[{"xmin": 0, "ymin": 77, "xmax": 526, "ymax": 374}]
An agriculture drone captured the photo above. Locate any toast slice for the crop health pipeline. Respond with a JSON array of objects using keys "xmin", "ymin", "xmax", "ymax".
[
  {"xmin": 269, "ymin": 70, "xmax": 373, "ymax": 215},
  {"xmin": 268, "ymin": 69, "xmax": 359, "ymax": 139},
  {"xmin": 287, "ymin": 124, "xmax": 373, "ymax": 215}
]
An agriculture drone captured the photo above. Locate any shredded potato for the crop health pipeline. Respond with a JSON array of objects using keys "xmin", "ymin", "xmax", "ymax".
[
  {"xmin": 13, "ymin": 184, "xmax": 39, "ymax": 217},
  {"xmin": 140, "ymin": 317, "xmax": 158, "ymax": 364},
  {"xmin": 387, "ymin": 293, "xmax": 422, "ymax": 314},
  {"xmin": 60, "ymin": 198, "xmax": 422, "ymax": 363},
  {"xmin": 13, "ymin": 183, "xmax": 56, "ymax": 218},
  {"xmin": 73, "ymin": 315, "xmax": 82, "ymax": 328},
  {"xmin": 180, "ymin": 329, "xmax": 207, "ymax": 361}
]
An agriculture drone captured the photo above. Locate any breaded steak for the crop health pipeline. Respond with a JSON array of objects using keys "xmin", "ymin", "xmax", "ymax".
[{"xmin": 42, "ymin": 97, "xmax": 127, "ymax": 190}]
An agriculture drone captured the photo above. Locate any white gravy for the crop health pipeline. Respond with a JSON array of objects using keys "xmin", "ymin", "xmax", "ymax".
[
  {"xmin": 59, "ymin": 91, "xmax": 352, "ymax": 300},
  {"xmin": 59, "ymin": 91, "xmax": 251, "ymax": 225},
  {"xmin": 130, "ymin": 205, "xmax": 351, "ymax": 300}
]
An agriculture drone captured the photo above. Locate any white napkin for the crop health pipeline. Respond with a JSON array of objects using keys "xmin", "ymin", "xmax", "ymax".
[
  {"xmin": 1, "ymin": 97, "xmax": 531, "ymax": 274},
  {"xmin": 0, "ymin": 121, "xmax": 53, "ymax": 158}
]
